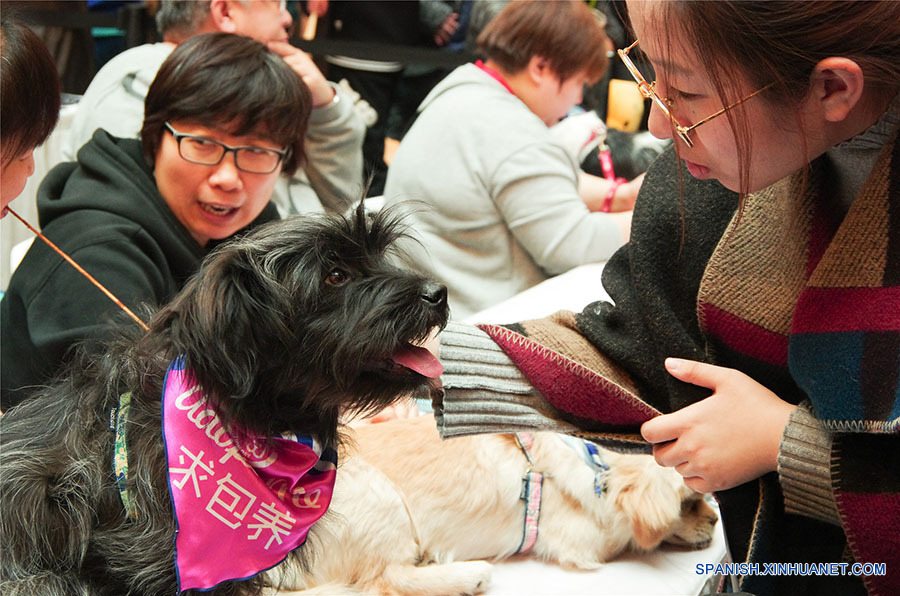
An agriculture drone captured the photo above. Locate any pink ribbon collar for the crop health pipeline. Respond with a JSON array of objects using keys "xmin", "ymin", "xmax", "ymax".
[{"xmin": 162, "ymin": 358, "xmax": 337, "ymax": 592}]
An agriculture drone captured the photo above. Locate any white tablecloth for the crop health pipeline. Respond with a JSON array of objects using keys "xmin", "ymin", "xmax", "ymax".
[{"xmin": 466, "ymin": 263, "xmax": 610, "ymax": 325}]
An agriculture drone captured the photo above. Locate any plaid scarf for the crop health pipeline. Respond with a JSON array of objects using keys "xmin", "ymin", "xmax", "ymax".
[{"xmin": 477, "ymin": 133, "xmax": 899, "ymax": 595}]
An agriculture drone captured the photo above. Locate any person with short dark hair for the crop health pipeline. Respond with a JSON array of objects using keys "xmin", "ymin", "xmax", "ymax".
[
  {"xmin": 64, "ymin": 0, "xmax": 363, "ymax": 215},
  {"xmin": 0, "ymin": 15, "xmax": 60, "ymax": 215},
  {"xmin": 0, "ymin": 33, "xmax": 310, "ymax": 410},
  {"xmin": 384, "ymin": 0, "xmax": 638, "ymax": 319}
]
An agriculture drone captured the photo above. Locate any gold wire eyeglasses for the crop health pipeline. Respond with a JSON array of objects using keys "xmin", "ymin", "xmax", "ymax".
[{"xmin": 617, "ymin": 40, "xmax": 772, "ymax": 147}]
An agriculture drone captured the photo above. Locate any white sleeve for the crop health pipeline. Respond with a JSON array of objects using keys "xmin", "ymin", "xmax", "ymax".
[{"xmin": 301, "ymin": 82, "xmax": 367, "ymax": 213}]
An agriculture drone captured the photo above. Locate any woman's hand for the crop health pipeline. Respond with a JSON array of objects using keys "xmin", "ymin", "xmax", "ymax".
[{"xmin": 640, "ymin": 358, "xmax": 796, "ymax": 493}]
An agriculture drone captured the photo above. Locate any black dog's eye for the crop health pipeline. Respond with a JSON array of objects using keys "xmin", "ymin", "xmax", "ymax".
[{"xmin": 325, "ymin": 269, "xmax": 349, "ymax": 286}]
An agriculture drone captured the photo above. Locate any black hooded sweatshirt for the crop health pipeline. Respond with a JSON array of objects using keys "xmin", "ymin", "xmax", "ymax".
[{"xmin": 0, "ymin": 130, "xmax": 278, "ymax": 410}]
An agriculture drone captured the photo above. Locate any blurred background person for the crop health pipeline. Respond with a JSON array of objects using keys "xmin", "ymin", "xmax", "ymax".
[{"xmin": 384, "ymin": 0, "xmax": 638, "ymax": 319}]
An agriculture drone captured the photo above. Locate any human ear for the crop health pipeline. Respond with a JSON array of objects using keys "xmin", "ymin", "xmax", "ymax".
[
  {"xmin": 810, "ymin": 57, "xmax": 865, "ymax": 123},
  {"xmin": 527, "ymin": 55, "xmax": 552, "ymax": 85},
  {"xmin": 210, "ymin": 0, "xmax": 239, "ymax": 34}
]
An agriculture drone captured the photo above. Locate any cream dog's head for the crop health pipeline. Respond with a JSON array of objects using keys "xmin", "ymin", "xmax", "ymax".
[
  {"xmin": 602, "ymin": 450, "xmax": 719, "ymax": 551},
  {"xmin": 529, "ymin": 435, "xmax": 719, "ymax": 570}
]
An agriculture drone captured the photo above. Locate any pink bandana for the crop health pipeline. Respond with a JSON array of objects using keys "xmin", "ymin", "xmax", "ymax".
[{"xmin": 162, "ymin": 358, "xmax": 336, "ymax": 592}]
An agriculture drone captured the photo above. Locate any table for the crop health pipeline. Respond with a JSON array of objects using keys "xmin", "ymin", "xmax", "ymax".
[{"xmin": 466, "ymin": 263, "xmax": 610, "ymax": 325}]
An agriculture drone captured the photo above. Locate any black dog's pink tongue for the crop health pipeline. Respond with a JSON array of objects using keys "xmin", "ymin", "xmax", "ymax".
[{"xmin": 392, "ymin": 344, "xmax": 443, "ymax": 378}]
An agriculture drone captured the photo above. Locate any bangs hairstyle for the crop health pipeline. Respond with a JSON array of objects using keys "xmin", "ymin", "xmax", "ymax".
[
  {"xmin": 644, "ymin": 0, "xmax": 900, "ymax": 198},
  {"xmin": 476, "ymin": 0, "xmax": 608, "ymax": 84},
  {"xmin": 141, "ymin": 32, "xmax": 311, "ymax": 176},
  {"xmin": 1, "ymin": 15, "xmax": 61, "ymax": 165}
]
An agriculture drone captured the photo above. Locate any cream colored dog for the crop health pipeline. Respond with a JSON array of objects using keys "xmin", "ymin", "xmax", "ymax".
[{"xmin": 270, "ymin": 415, "xmax": 718, "ymax": 596}]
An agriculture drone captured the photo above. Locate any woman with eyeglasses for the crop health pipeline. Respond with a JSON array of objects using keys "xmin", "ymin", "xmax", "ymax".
[
  {"xmin": 430, "ymin": 2, "xmax": 899, "ymax": 595},
  {"xmin": 0, "ymin": 33, "xmax": 310, "ymax": 411}
]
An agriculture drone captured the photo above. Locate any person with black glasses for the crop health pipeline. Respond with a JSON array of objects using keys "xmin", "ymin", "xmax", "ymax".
[{"xmin": 0, "ymin": 33, "xmax": 309, "ymax": 410}]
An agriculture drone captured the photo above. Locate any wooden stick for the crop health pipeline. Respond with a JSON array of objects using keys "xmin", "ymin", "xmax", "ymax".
[{"xmin": 6, "ymin": 207, "xmax": 150, "ymax": 331}]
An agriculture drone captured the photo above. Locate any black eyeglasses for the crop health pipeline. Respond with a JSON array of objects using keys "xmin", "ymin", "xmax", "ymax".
[{"xmin": 164, "ymin": 123, "xmax": 290, "ymax": 174}]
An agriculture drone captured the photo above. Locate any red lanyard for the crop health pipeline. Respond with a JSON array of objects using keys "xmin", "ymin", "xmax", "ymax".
[
  {"xmin": 475, "ymin": 60, "xmax": 516, "ymax": 96},
  {"xmin": 587, "ymin": 127, "xmax": 626, "ymax": 212},
  {"xmin": 599, "ymin": 145, "xmax": 618, "ymax": 181}
]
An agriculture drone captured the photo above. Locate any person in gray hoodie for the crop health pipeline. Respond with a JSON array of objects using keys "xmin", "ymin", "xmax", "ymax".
[{"xmin": 383, "ymin": 0, "xmax": 638, "ymax": 320}]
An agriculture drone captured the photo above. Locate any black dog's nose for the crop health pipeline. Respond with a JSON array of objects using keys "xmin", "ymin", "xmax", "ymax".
[{"xmin": 420, "ymin": 281, "xmax": 448, "ymax": 306}]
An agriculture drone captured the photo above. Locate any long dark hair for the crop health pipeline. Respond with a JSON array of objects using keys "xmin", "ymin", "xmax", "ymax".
[
  {"xmin": 141, "ymin": 32, "xmax": 311, "ymax": 176},
  {"xmin": 0, "ymin": 15, "xmax": 61, "ymax": 164}
]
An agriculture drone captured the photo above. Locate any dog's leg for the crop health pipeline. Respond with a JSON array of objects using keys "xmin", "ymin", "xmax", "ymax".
[{"xmin": 376, "ymin": 560, "xmax": 494, "ymax": 596}]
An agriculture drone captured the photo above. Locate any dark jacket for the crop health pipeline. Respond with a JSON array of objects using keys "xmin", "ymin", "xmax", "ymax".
[{"xmin": 0, "ymin": 130, "xmax": 278, "ymax": 410}]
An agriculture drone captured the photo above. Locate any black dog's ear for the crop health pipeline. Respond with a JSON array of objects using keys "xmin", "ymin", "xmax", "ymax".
[{"xmin": 154, "ymin": 244, "xmax": 293, "ymax": 405}]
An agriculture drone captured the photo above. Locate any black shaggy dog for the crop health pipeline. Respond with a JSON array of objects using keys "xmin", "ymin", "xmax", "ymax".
[{"xmin": 0, "ymin": 205, "xmax": 449, "ymax": 595}]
